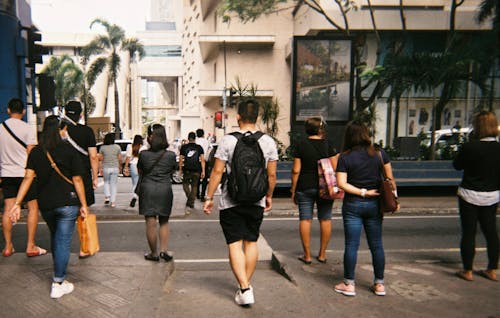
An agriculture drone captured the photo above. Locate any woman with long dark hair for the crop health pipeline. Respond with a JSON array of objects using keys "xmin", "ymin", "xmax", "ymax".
[
  {"xmin": 290, "ymin": 117, "xmax": 337, "ymax": 264},
  {"xmin": 334, "ymin": 121, "xmax": 398, "ymax": 297},
  {"xmin": 136, "ymin": 124, "xmax": 177, "ymax": 262},
  {"xmin": 10, "ymin": 115, "xmax": 88, "ymax": 298},
  {"xmin": 453, "ymin": 111, "xmax": 499, "ymax": 282},
  {"xmin": 124, "ymin": 134, "xmax": 144, "ymax": 207}
]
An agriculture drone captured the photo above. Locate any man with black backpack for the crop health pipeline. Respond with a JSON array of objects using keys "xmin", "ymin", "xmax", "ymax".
[
  {"xmin": 203, "ymin": 99, "xmax": 277, "ymax": 306},
  {"xmin": 179, "ymin": 132, "xmax": 205, "ymax": 213}
]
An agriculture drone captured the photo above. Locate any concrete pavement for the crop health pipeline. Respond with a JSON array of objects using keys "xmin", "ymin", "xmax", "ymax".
[{"xmin": 1, "ymin": 185, "xmax": 498, "ymax": 317}]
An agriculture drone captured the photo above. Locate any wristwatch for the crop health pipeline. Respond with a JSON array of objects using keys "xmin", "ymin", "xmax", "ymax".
[
  {"xmin": 205, "ymin": 197, "xmax": 213, "ymax": 201},
  {"xmin": 360, "ymin": 188, "xmax": 367, "ymax": 198}
]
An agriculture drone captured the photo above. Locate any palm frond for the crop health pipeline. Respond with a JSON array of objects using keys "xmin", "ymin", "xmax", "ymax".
[
  {"xmin": 122, "ymin": 37, "xmax": 145, "ymax": 60},
  {"xmin": 476, "ymin": 0, "xmax": 494, "ymax": 23},
  {"xmin": 86, "ymin": 57, "xmax": 107, "ymax": 87}
]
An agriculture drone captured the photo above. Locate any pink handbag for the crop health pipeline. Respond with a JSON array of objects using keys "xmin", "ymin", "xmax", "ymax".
[{"xmin": 317, "ymin": 158, "xmax": 344, "ymax": 200}]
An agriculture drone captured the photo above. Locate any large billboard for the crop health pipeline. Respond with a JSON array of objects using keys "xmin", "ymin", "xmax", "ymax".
[{"xmin": 292, "ymin": 37, "xmax": 353, "ymax": 123}]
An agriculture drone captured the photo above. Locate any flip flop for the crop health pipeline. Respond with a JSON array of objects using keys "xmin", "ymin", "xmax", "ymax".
[
  {"xmin": 2, "ymin": 248, "xmax": 15, "ymax": 257},
  {"xmin": 79, "ymin": 253, "xmax": 93, "ymax": 259},
  {"xmin": 455, "ymin": 270, "xmax": 473, "ymax": 281},
  {"xmin": 298, "ymin": 256, "xmax": 312, "ymax": 265},
  {"xmin": 477, "ymin": 270, "xmax": 498, "ymax": 282},
  {"xmin": 316, "ymin": 256, "xmax": 327, "ymax": 264},
  {"xmin": 26, "ymin": 247, "xmax": 47, "ymax": 257}
]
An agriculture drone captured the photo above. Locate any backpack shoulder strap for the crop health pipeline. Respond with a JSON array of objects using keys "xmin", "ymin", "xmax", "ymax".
[{"xmin": 2, "ymin": 122, "xmax": 27, "ymax": 149}]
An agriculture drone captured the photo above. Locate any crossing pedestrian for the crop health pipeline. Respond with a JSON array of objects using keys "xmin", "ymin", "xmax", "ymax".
[
  {"xmin": 179, "ymin": 132, "xmax": 205, "ymax": 214},
  {"xmin": 98, "ymin": 133, "xmax": 122, "ymax": 208},
  {"xmin": 0, "ymin": 98, "xmax": 46, "ymax": 257},
  {"xmin": 9, "ymin": 115, "xmax": 89, "ymax": 298},
  {"xmin": 64, "ymin": 100, "xmax": 99, "ymax": 258},
  {"xmin": 453, "ymin": 111, "xmax": 499, "ymax": 282},
  {"xmin": 334, "ymin": 121, "xmax": 399, "ymax": 297},
  {"xmin": 136, "ymin": 124, "xmax": 177, "ymax": 262},
  {"xmin": 124, "ymin": 134, "xmax": 144, "ymax": 207},
  {"xmin": 203, "ymin": 99, "xmax": 278, "ymax": 306}
]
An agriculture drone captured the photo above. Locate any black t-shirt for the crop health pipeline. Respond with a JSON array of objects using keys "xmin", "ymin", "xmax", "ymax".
[
  {"xmin": 27, "ymin": 142, "xmax": 86, "ymax": 210},
  {"xmin": 294, "ymin": 138, "xmax": 336, "ymax": 191},
  {"xmin": 337, "ymin": 148, "xmax": 389, "ymax": 201},
  {"xmin": 67, "ymin": 124, "xmax": 96, "ymax": 205},
  {"xmin": 180, "ymin": 143, "xmax": 204, "ymax": 172}
]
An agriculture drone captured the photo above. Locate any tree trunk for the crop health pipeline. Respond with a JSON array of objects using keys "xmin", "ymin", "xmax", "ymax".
[
  {"xmin": 393, "ymin": 96, "xmax": 401, "ymax": 145},
  {"xmin": 429, "ymin": 89, "xmax": 437, "ymax": 160},
  {"xmin": 114, "ymin": 78, "xmax": 121, "ymax": 139}
]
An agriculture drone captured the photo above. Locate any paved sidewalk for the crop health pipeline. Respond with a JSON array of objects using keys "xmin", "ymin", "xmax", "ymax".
[{"xmin": 3, "ymin": 185, "xmax": 497, "ymax": 318}]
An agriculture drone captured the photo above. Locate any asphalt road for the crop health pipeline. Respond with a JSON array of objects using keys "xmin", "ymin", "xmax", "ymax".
[{"xmin": 7, "ymin": 214, "xmax": 496, "ymax": 267}]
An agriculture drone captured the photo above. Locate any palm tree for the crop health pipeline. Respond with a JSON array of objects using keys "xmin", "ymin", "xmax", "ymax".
[
  {"xmin": 83, "ymin": 18, "xmax": 144, "ymax": 138},
  {"xmin": 41, "ymin": 55, "xmax": 84, "ymax": 106}
]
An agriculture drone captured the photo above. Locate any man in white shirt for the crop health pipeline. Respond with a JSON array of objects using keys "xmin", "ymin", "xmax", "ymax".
[
  {"xmin": 203, "ymin": 99, "xmax": 277, "ymax": 306},
  {"xmin": 0, "ymin": 98, "xmax": 46, "ymax": 257},
  {"xmin": 196, "ymin": 128, "xmax": 211, "ymax": 201}
]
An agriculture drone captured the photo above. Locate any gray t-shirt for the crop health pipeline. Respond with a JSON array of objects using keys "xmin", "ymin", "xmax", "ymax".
[
  {"xmin": 99, "ymin": 144, "xmax": 121, "ymax": 169},
  {"xmin": 215, "ymin": 130, "xmax": 278, "ymax": 210}
]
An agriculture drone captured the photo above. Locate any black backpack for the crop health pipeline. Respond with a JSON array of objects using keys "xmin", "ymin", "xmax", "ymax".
[
  {"xmin": 183, "ymin": 144, "xmax": 201, "ymax": 171},
  {"xmin": 227, "ymin": 131, "xmax": 268, "ymax": 203}
]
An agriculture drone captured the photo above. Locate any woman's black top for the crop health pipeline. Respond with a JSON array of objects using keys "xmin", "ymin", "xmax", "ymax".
[
  {"xmin": 27, "ymin": 142, "xmax": 85, "ymax": 210},
  {"xmin": 293, "ymin": 138, "xmax": 336, "ymax": 192},
  {"xmin": 453, "ymin": 140, "xmax": 500, "ymax": 192}
]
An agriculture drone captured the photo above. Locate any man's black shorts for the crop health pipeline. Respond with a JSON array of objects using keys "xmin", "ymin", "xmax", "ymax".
[
  {"xmin": 1, "ymin": 177, "xmax": 37, "ymax": 201},
  {"xmin": 219, "ymin": 205, "xmax": 264, "ymax": 244}
]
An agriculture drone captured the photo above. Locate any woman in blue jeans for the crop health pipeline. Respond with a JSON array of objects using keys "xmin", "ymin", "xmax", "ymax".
[
  {"xmin": 334, "ymin": 121, "xmax": 399, "ymax": 297},
  {"xmin": 10, "ymin": 115, "xmax": 89, "ymax": 299},
  {"xmin": 291, "ymin": 117, "xmax": 338, "ymax": 264}
]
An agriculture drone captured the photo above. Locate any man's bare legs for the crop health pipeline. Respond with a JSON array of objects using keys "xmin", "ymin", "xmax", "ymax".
[
  {"xmin": 318, "ymin": 219, "xmax": 332, "ymax": 261},
  {"xmin": 228, "ymin": 240, "xmax": 259, "ymax": 289},
  {"xmin": 2, "ymin": 198, "xmax": 42, "ymax": 255},
  {"xmin": 2, "ymin": 198, "xmax": 16, "ymax": 254}
]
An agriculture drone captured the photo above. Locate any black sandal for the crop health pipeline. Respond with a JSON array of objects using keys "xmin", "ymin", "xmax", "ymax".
[
  {"xmin": 160, "ymin": 252, "xmax": 173, "ymax": 262},
  {"xmin": 144, "ymin": 253, "xmax": 159, "ymax": 262}
]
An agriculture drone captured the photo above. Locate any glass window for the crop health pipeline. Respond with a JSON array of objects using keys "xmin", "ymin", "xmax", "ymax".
[{"xmin": 144, "ymin": 45, "xmax": 182, "ymax": 57}]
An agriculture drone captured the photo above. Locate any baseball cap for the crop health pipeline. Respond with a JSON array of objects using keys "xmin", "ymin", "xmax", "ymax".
[{"xmin": 65, "ymin": 100, "xmax": 82, "ymax": 115}]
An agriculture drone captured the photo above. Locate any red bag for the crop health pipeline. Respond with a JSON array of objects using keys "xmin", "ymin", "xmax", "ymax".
[{"xmin": 317, "ymin": 158, "xmax": 344, "ymax": 200}]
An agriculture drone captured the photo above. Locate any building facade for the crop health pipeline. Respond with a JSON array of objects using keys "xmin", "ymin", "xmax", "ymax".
[{"xmin": 183, "ymin": 0, "xmax": 499, "ymax": 149}]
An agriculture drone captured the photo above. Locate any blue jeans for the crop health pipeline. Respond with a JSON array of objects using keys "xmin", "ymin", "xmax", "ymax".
[
  {"xmin": 130, "ymin": 163, "xmax": 139, "ymax": 198},
  {"xmin": 295, "ymin": 188, "xmax": 333, "ymax": 220},
  {"xmin": 41, "ymin": 205, "xmax": 79, "ymax": 282},
  {"xmin": 342, "ymin": 199, "xmax": 385, "ymax": 284},
  {"xmin": 103, "ymin": 167, "xmax": 119, "ymax": 202}
]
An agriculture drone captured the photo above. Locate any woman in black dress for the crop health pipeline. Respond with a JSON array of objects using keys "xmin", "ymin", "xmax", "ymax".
[{"xmin": 136, "ymin": 124, "xmax": 177, "ymax": 262}]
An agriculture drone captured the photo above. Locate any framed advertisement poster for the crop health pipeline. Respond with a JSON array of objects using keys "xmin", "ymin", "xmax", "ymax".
[{"xmin": 292, "ymin": 37, "xmax": 353, "ymax": 122}]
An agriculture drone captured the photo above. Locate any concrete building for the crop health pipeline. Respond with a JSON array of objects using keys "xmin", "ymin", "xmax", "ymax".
[
  {"xmin": 133, "ymin": 0, "xmax": 183, "ymax": 141},
  {"xmin": 182, "ymin": 0, "xmax": 294, "ymax": 145},
  {"xmin": 183, "ymin": 0, "xmax": 499, "ymax": 149}
]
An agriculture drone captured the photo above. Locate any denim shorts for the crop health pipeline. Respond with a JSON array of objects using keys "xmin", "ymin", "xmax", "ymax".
[{"xmin": 295, "ymin": 188, "xmax": 333, "ymax": 221}]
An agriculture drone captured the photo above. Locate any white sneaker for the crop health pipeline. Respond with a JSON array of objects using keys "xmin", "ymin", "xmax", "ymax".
[
  {"xmin": 234, "ymin": 285, "xmax": 254, "ymax": 306},
  {"xmin": 50, "ymin": 280, "xmax": 74, "ymax": 299}
]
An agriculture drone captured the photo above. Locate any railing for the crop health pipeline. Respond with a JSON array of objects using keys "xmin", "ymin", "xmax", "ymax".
[{"xmin": 275, "ymin": 160, "xmax": 462, "ymax": 189}]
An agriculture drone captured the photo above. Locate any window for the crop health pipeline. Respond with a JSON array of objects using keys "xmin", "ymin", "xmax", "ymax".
[{"xmin": 144, "ymin": 45, "xmax": 182, "ymax": 57}]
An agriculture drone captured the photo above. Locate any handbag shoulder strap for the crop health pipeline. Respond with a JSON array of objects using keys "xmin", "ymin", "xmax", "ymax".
[
  {"xmin": 46, "ymin": 151, "xmax": 74, "ymax": 185},
  {"xmin": 142, "ymin": 150, "xmax": 167, "ymax": 176},
  {"xmin": 2, "ymin": 122, "xmax": 27, "ymax": 148},
  {"xmin": 378, "ymin": 151, "xmax": 388, "ymax": 180},
  {"xmin": 309, "ymin": 138, "xmax": 328, "ymax": 159}
]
